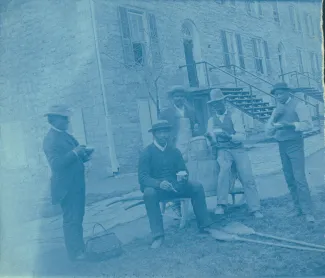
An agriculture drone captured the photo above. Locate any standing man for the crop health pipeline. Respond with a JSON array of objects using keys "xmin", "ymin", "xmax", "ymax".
[
  {"xmin": 43, "ymin": 105, "xmax": 94, "ymax": 261},
  {"xmin": 138, "ymin": 120, "xmax": 213, "ymax": 249},
  {"xmin": 159, "ymin": 85, "xmax": 199, "ymax": 154},
  {"xmin": 265, "ymin": 82, "xmax": 315, "ymax": 222},
  {"xmin": 206, "ymin": 89, "xmax": 263, "ymax": 218}
]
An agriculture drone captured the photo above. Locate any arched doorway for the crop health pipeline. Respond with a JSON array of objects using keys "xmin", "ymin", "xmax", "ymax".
[
  {"xmin": 277, "ymin": 43, "xmax": 287, "ymax": 82},
  {"xmin": 181, "ymin": 20, "xmax": 204, "ymax": 88}
]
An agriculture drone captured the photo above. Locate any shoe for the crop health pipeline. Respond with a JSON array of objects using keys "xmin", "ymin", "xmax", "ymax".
[
  {"xmin": 305, "ymin": 214, "xmax": 315, "ymax": 223},
  {"xmin": 253, "ymin": 211, "xmax": 264, "ymax": 219},
  {"xmin": 150, "ymin": 237, "xmax": 164, "ymax": 249},
  {"xmin": 214, "ymin": 205, "xmax": 225, "ymax": 215},
  {"xmin": 70, "ymin": 251, "xmax": 87, "ymax": 261}
]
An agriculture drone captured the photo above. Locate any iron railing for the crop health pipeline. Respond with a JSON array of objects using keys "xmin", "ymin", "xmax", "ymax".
[
  {"xmin": 279, "ymin": 70, "xmax": 322, "ymax": 88},
  {"xmin": 179, "ymin": 61, "xmax": 321, "ymax": 128}
]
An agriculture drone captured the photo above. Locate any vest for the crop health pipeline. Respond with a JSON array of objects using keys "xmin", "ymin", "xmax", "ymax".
[
  {"xmin": 212, "ymin": 112, "xmax": 243, "ymax": 149},
  {"xmin": 273, "ymin": 99, "xmax": 302, "ymax": 142}
]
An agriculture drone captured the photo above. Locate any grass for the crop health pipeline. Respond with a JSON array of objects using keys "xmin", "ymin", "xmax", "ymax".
[{"xmin": 34, "ymin": 185, "xmax": 325, "ymax": 277}]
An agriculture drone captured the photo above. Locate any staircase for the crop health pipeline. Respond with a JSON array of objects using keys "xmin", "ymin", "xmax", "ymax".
[
  {"xmin": 293, "ymin": 87, "xmax": 324, "ymax": 102},
  {"xmin": 220, "ymin": 87, "xmax": 274, "ymax": 123}
]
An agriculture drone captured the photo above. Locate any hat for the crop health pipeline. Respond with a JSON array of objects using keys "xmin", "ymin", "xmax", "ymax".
[
  {"xmin": 207, "ymin": 89, "xmax": 226, "ymax": 104},
  {"xmin": 167, "ymin": 85, "xmax": 189, "ymax": 98},
  {"xmin": 270, "ymin": 82, "xmax": 291, "ymax": 95},
  {"xmin": 148, "ymin": 120, "xmax": 172, "ymax": 133},
  {"xmin": 44, "ymin": 104, "xmax": 72, "ymax": 117}
]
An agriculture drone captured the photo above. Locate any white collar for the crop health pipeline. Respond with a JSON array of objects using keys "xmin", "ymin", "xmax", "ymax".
[
  {"xmin": 51, "ymin": 125, "xmax": 63, "ymax": 132},
  {"xmin": 174, "ymin": 104, "xmax": 185, "ymax": 111},
  {"xmin": 285, "ymin": 97, "xmax": 292, "ymax": 104},
  {"xmin": 154, "ymin": 140, "xmax": 167, "ymax": 152}
]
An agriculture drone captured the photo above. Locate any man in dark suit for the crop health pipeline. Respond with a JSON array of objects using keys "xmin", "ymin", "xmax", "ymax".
[
  {"xmin": 43, "ymin": 104, "xmax": 94, "ymax": 261},
  {"xmin": 138, "ymin": 120, "xmax": 212, "ymax": 249},
  {"xmin": 159, "ymin": 85, "xmax": 199, "ymax": 148}
]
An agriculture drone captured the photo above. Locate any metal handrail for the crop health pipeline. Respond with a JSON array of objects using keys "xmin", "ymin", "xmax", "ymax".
[
  {"xmin": 279, "ymin": 70, "xmax": 321, "ymax": 86},
  {"xmin": 219, "ymin": 64, "xmax": 273, "ymax": 86}
]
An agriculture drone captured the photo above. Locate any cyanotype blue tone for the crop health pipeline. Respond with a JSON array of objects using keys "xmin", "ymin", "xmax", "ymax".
[{"xmin": 0, "ymin": 0, "xmax": 324, "ymax": 277}]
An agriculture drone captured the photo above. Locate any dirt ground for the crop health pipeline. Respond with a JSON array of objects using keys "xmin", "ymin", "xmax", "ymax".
[{"xmin": 34, "ymin": 185, "xmax": 325, "ymax": 278}]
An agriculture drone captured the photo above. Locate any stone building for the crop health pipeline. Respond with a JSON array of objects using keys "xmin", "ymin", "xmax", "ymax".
[{"xmin": 0, "ymin": 0, "xmax": 323, "ymax": 185}]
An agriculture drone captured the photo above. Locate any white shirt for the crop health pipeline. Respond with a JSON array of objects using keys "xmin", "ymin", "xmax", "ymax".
[
  {"xmin": 174, "ymin": 104, "xmax": 185, "ymax": 118},
  {"xmin": 154, "ymin": 140, "xmax": 167, "ymax": 152},
  {"xmin": 207, "ymin": 109, "xmax": 246, "ymax": 142},
  {"xmin": 265, "ymin": 97, "xmax": 312, "ymax": 137}
]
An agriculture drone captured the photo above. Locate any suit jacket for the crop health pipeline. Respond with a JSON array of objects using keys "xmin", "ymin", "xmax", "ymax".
[
  {"xmin": 43, "ymin": 128, "xmax": 85, "ymax": 205},
  {"xmin": 159, "ymin": 105, "xmax": 197, "ymax": 146}
]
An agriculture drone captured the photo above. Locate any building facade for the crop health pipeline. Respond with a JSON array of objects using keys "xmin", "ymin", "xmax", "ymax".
[{"xmin": 0, "ymin": 0, "xmax": 323, "ymax": 187}]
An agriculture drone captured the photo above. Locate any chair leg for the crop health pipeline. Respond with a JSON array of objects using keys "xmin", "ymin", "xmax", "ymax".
[
  {"xmin": 160, "ymin": 202, "xmax": 166, "ymax": 214},
  {"xmin": 231, "ymin": 194, "xmax": 236, "ymax": 205},
  {"xmin": 179, "ymin": 199, "xmax": 190, "ymax": 229}
]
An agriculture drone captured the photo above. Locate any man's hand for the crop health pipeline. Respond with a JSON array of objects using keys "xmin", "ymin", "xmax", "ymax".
[
  {"xmin": 273, "ymin": 121, "xmax": 295, "ymax": 130},
  {"xmin": 216, "ymin": 131, "xmax": 232, "ymax": 140},
  {"xmin": 160, "ymin": 181, "xmax": 177, "ymax": 192},
  {"xmin": 73, "ymin": 145, "xmax": 87, "ymax": 157}
]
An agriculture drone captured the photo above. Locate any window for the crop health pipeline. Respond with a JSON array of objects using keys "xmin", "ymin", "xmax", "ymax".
[
  {"xmin": 296, "ymin": 48, "xmax": 305, "ymax": 73},
  {"xmin": 309, "ymin": 52, "xmax": 320, "ymax": 77},
  {"xmin": 251, "ymin": 38, "xmax": 271, "ymax": 75},
  {"xmin": 245, "ymin": 0, "xmax": 263, "ymax": 17},
  {"xmin": 118, "ymin": 7, "xmax": 161, "ymax": 67},
  {"xmin": 271, "ymin": 1, "xmax": 280, "ymax": 22},
  {"xmin": 221, "ymin": 30, "xmax": 245, "ymax": 70},
  {"xmin": 289, "ymin": 5, "xmax": 302, "ymax": 32},
  {"xmin": 304, "ymin": 13, "xmax": 315, "ymax": 37}
]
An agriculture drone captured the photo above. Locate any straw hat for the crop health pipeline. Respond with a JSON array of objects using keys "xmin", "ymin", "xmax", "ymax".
[
  {"xmin": 148, "ymin": 120, "xmax": 172, "ymax": 133},
  {"xmin": 207, "ymin": 89, "xmax": 226, "ymax": 104},
  {"xmin": 44, "ymin": 104, "xmax": 72, "ymax": 117}
]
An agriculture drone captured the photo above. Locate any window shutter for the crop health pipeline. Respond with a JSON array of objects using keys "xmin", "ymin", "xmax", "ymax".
[
  {"xmin": 147, "ymin": 13, "xmax": 162, "ymax": 66},
  {"xmin": 309, "ymin": 16, "xmax": 315, "ymax": 36},
  {"xmin": 118, "ymin": 7, "xmax": 134, "ymax": 66},
  {"xmin": 221, "ymin": 30, "xmax": 231, "ymax": 68},
  {"xmin": 235, "ymin": 34, "xmax": 245, "ymax": 69},
  {"xmin": 304, "ymin": 13, "xmax": 310, "ymax": 35},
  {"xmin": 263, "ymin": 40, "xmax": 272, "ymax": 75},
  {"xmin": 257, "ymin": 0, "xmax": 263, "ymax": 16},
  {"xmin": 296, "ymin": 13, "xmax": 302, "ymax": 32},
  {"xmin": 251, "ymin": 38, "xmax": 258, "ymax": 71},
  {"xmin": 289, "ymin": 6, "xmax": 296, "ymax": 31},
  {"xmin": 296, "ymin": 49, "xmax": 304, "ymax": 72},
  {"xmin": 245, "ymin": 0, "xmax": 252, "ymax": 13}
]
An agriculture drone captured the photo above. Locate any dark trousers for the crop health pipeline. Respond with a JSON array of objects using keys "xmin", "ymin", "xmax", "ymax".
[
  {"xmin": 60, "ymin": 189, "xmax": 85, "ymax": 259},
  {"xmin": 143, "ymin": 182, "xmax": 211, "ymax": 240},
  {"xmin": 278, "ymin": 138, "xmax": 313, "ymax": 215}
]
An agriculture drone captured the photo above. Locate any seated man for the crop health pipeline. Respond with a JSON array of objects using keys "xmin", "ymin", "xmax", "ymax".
[
  {"xmin": 206, "ymin": 89, "xmax": 263, "ymax": 218},
  {"xmin": 138, "ymin": 120, "xmax": 212, "ymax": 249}
]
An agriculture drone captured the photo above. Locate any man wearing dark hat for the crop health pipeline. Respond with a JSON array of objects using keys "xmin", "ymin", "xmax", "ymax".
[
  {"xmin": 206, "ymin": 89, "xmax": 263, "ymax": 218},
  {"xmin": 43, "ymin": 104, "xmax": 94, "ymax": 260},
  {"xmin": 265, "ymin": 82, "xmax": 314, "ymax": 222},
  {"xmin": 138, "ymin": 120, "xmax": 212, "ymax": 249}
]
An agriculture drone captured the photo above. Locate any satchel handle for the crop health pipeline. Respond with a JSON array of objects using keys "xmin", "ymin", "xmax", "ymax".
[{"xmin": 92, "ymin": 222, "xmax": 108, "ymax": 237}]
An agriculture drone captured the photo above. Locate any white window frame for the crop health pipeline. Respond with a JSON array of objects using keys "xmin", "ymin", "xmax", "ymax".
[
  {"xmin": 251, "ymin": 37, "xmax": 270, "ymax": 76},
  {"xmin": 271, "ymin": 1, "xmax": 280, "ymax": 23},
  {"xmin": 221, "ymin": 30, "xmax": 245, "ymax": 71},
  {"xmin": 296, "ymin": 48, "xmax": 305, "ymax": 73},
  {"xmin": 289, "ymin": 5, "xmax": 302, "ymax": 33},
  {"xmin": 127, "ymin": 9, "xmax": 147, "ymax": 66},
  {"xmin": 246, "ymin": 0, "xmax": 263, "ymax": 18}
]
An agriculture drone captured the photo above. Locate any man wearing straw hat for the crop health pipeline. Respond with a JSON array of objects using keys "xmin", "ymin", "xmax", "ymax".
[
  {"xmin": 265, "ymin": 82, "xmax": 315, "ymax": 223},
  {"xmin": 206, "ymin": 89, "xmax": 263, "ymax": 218},
  {"xmin": 43, "ymin": 104, "xmax": 94, "ymax": 261},
  {"xmin": 138, "ymin": 120, "xmax": 212, "ymax": 249}
]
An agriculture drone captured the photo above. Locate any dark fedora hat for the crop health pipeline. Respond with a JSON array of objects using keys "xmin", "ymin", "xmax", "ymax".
[
  {"xmin": 270, "ymin": 82, "xmax": 291, "ymax": 95},
  {"xmin": 167, "ymin": 85, "xmax": 189, "ymax": 98},
  {"xmin": 148, "ymin": 120, "xmax": 172, "ymax": 133}
]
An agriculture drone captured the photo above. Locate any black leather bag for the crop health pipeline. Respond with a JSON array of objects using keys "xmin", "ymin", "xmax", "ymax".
[{"xmin": 85, "ymin": 223, "xmax": 123, "ymax": 261}]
